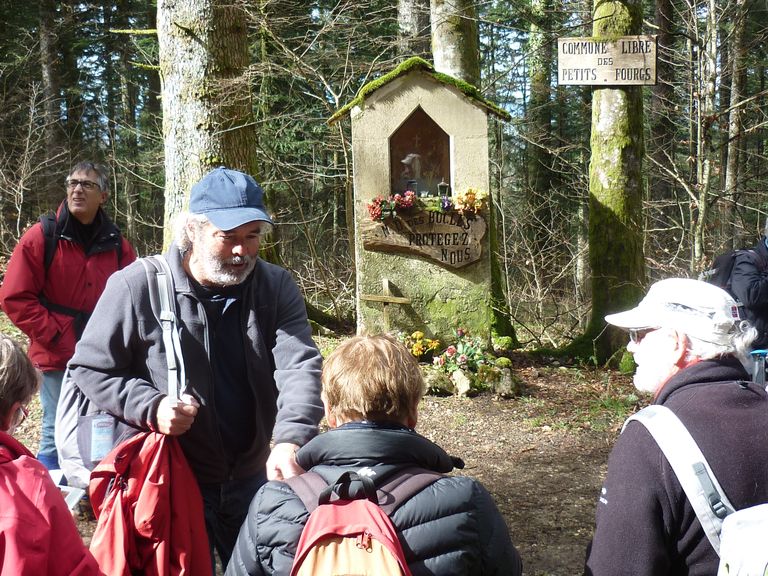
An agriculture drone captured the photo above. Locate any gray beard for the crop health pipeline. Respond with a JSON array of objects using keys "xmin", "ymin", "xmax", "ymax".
[{"xmin": 201, "ymin": 253, "xmax": 256, "ymax": 286}]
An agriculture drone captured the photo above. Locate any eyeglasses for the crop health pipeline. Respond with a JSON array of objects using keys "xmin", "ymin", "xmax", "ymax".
[
  {"xmin": 66, "ymin": 179, "xmax": 100, "ymax": 191},
  {"xmin": 629, "ymin": 328, "xmax": 658, "ymax": 344},
  {"xmin": 15, "ymin": 404, "xmax": 29, "ymax": 426}
]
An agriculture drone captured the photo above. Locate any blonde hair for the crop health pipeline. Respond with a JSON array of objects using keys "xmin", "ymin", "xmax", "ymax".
[
  {"xmin": 0, "ymin": 336, "xmax": 39, "ymax": 421},
  {"xmin": 322, "ymin": 334, "xmax": 425, "ymax": 424}
]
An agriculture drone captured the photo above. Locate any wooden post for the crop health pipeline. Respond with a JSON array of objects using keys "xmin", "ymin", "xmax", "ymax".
[{"xmin": 360, "ymin": 278, "xmax": 411, "ymax": 331}]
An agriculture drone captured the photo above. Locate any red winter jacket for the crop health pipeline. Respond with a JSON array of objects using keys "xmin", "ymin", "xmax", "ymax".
[
  {"xmin": 0, "ymin": 203, "xmax": 136, "ymax": 371},
  {"xmin": 0, "ymin": 430, "xmax": 104, "ymax": 575},
  {"xmin": 88, "ymin": 432, "xmax": 211, "ymax": 576}
]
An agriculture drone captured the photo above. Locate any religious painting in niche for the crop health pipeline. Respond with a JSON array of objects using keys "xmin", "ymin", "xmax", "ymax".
[{"xmin": 389, "ymin": 107, "xmax": 451, "ymax": 197}]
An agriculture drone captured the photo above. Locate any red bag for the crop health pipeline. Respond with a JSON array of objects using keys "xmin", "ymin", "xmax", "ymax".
[
  {"xmin": 287, "ymin": 469, "xmax": 441, "ymax": 576},
  {"xmin": 89, "ymin": 432, "xmax": 211, "ymax": 576}
]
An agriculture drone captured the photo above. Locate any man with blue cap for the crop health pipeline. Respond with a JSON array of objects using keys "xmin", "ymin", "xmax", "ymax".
[{"xmin": 69, "ymin": 167, "xmax": 323, "ymax": 570}]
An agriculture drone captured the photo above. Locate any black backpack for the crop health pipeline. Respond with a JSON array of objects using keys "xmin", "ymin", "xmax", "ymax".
[{"xmin": 700, "ymin": 248, "xmax": 767, "ymax": 296}]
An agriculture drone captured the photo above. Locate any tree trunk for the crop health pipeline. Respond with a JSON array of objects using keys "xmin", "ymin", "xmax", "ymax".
[
  {"xmin": 115, "ymin": 0, "xmax": 139, "ymax": 242},
  {"xmin": 157, "ymin": 0, "xmax": 258, "ymax": 244},
  {"xmin": 693, "ymin": 0, "xmax": 719, "ymax": 270},
  {"xmin": 584, "ymin": 0, "xmax": 646, "ymax": 361},
  {"xmin": 398, "ymin": 0, "xmax": 430, "ymax": 60},
  {"xmin": 649, "ymin": 0, "xmax": 674, "ymax": 202},
  {"xmin": 722, "ymin": 0, "xmax": 747, "ymax": 250},
  {"xmin": 430, "ymin": 0, "xmax": 480, "ymax": 86},
  {"xmin": 59, "ymin": 1, "xmax": 85, "ymax": 159},
  {"xmin": 38, "ymin": 0, "xmax": 64, "ymax": 207},
  {"xmin": 527, "ymin": 0, "xmax": 554, "ymax": 255}
]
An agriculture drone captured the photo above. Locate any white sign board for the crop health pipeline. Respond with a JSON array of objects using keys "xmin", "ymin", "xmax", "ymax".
[{"xmin": 558, "ymin": 35, "xmax": 657, "ymax": 86}]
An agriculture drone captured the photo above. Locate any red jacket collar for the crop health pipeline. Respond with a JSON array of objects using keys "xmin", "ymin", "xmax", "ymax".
[{"xmin": 0, "ymin": 430, "xmax": 34, "ymax": 464}]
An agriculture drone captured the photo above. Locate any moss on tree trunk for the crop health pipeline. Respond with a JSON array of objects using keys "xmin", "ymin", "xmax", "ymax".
[{"xmin": 567, "ymin": 0, "xmax": 646, "ymax": 363}]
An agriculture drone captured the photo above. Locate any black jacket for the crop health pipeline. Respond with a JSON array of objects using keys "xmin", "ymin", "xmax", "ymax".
[
  {"xmin": 585, "ymin": 357, "xmax": 768, "ymax": 576},
  {"xmin": 225, "ymin": 422, "xmax": 522, "ymax": 576},
  {"xmin": 730, "ymin": 238, "xmax": 768, "ymax": 348}
]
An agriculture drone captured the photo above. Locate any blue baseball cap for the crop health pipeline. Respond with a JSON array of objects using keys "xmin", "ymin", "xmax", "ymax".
[{"xmin": 189, "ymin": 167, "xmax": 273, "ymax": 231}]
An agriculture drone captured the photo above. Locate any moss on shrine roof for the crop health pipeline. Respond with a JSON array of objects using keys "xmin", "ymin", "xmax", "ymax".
[{"xmin": 328, "ymin": 56, "xmax": 511, "ymax": 125}]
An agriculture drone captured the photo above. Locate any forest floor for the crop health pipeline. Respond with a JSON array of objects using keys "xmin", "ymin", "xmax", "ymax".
[
  {"xmin": 416, "ymin": 354, "xmax": 640, "ymax": 576},
  {"xmin": 8, "ymin": 321, "xmax": 641, "ymax": 576}
]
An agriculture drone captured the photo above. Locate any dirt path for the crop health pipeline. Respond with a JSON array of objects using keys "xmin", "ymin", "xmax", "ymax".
[{"xmin": 417, "ymin": 364, "xmax": 637, "ymax": 576}]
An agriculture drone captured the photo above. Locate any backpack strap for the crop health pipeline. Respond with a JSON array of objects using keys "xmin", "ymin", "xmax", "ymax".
[
  {"xmin": 38, "ymin": 212, "xmax": 91, "ymax": 332},
  {"xmin": 139, "ymin": 255, "xmax": 185, "ymax": 401},
  {"xmin": 624, "ymin": 405, "xmax": 735, "ymax": 554},
  {"xmin": 375, "ymin": 466, "xmax": 444, "ymax": 515},
  {"xmin": 285, "ymin": 471, "xmax": 329, "ymax": 514},
  {"xmin": 39, "ymin": 210, "xmax": 123, "ymax": 271},
  {"xmin": 286, "ymin": 466, "xmax": 443, "ymax": 515},
  {"xmin": 40, "ymin": 212, "xmax": 59, "ymax": 272}
]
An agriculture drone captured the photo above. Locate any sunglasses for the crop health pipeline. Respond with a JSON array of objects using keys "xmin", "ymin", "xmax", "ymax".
[
  {"xmin": 66, "ymin": 179, "xmax": 100, "ymax": 191},
  {"xmin": 629, "ymin": 328, "xmax": 659, "ymax": 344}
]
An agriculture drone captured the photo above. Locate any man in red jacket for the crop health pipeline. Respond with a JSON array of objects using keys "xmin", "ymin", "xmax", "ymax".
[
  {"xmin": 0, "ymin": 161, "xmax": 136, "ymax": 470},
  {"xmin": 0, "ymin": 334, "xmax": 103, "ymax": 575}
]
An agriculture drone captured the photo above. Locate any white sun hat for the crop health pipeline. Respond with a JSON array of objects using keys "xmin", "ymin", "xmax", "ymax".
[{"xmin": 605, "ymin": 278, "xmax": 742, "ymax": 345}]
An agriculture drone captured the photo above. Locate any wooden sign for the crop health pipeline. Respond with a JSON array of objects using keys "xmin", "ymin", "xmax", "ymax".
[
  {"xmin": 361, "ymin": 208, "xmax": 485, "ymax": 269},
  {"xmin": 558, "ymin": 35, "xmax": 657, "ymax": 86}
]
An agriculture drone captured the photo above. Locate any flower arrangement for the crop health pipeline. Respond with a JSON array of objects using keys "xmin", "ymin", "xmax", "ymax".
[
  {"xmin": 401, "ymin": 331, "xmax": 441, "ymax": 361},
  {"xmin": 452, "ymin": 188, "xmax": 488, "ymax": 216},
  {"xmin": 367, "ymin": 190, "xmax": 417, "ymax": 221},
  {"xmin": 366, "ymin": 188, "xmax": 488, "ymax": 222},
  {"xmin": 432, "ymin": 328, "xmax": 488, "ymax": 374}
]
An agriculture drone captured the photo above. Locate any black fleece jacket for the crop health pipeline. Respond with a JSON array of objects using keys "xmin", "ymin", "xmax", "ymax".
[{"xmin": 585, "ymin": 357, "xmax": 768, "ymax": 576}]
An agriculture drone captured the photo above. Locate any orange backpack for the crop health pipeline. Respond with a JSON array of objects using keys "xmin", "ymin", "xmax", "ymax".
[{"xmin": 286, "ymin": 468, "xmax": 441, "ymax": 576}]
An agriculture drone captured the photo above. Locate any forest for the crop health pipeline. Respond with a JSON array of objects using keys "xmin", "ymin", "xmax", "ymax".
[{"xmin": 1, "ymin": 0, "xmax": 768, "ymax": 354}]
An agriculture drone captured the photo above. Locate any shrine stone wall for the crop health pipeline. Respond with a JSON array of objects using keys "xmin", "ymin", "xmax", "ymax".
[{"xmin": 350, "ymin": 70, "xmax": 495, "ymax": 343}]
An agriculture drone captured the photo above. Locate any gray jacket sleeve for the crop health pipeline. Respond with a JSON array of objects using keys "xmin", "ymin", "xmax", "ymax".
[
  {"xmin": 69, "ymin": 265, "xmax": 165, "ymax": 429},
  {"xmin": 264, "ymin": 266, "xmax": 323, "ymax": 446}
]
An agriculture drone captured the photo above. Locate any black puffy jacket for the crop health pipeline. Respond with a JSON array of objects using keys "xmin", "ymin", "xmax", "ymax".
[
  {"xmin": 225, "ymin": 422, "xmax": 522, "ymax": 576},
  {"xmin": 730, "ymin": 238, "xmax": 768, "ymax": 348}
]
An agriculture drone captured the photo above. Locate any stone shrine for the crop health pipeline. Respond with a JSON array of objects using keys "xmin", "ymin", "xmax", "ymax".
[{"xmin": 329, "ymin": 57, "xmax": 510, "ymax": 342}]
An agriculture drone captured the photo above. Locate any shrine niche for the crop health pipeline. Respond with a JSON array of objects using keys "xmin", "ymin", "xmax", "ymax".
[
  {"xmin": 389, "ymin": 107, "xmax": 450, "ymax": 198},
  {"xmin": 329, "ymin": 57, "xmax": 510, "ymax": 343}
]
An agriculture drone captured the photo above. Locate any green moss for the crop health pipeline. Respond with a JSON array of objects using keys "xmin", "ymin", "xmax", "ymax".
[
  {"xmin": 618, "ymin": 349, "xmax": 636, "ymax": 374},
  {"xmin": 593, "ymin": 1, "xmax": 640, "ymax": 37},
  {"xmin": 328, "ymin": 56, "xmax": 511, "ymax": 125},
  {"xmin": 493, "ymin": 335, "xmax": 514, "ymax": 352}
]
